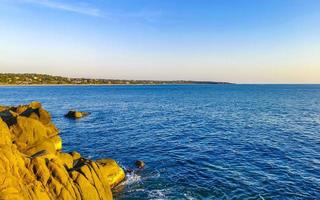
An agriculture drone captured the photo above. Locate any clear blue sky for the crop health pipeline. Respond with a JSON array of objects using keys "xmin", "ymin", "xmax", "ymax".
[{"xmin": 0, "ymin": 0, "xmax": 319, "ymax": 83}]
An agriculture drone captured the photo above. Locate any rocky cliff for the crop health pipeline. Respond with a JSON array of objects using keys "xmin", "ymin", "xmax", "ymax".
[{"xmin": 0, "ymin": 102, "xmax": 125, "ymax": 200}]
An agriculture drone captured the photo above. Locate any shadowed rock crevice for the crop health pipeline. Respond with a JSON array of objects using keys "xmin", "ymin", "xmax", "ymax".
[
  {"xmin": 0, "ymin": 102, "xmax": 125, "ymax": 200},
  {"xmin": 0, "ymin": 110, "xmax": 17, "ymax": 127}
]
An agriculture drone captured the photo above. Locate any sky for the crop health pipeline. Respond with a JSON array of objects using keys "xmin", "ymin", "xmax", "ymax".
[{"xmin": 0, "ymin": 0, "xmax": 319, "ymax": 83}]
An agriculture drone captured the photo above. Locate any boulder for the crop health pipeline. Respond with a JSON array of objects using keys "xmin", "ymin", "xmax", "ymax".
[
  {"xmin": 135, "ymin": 160, "xmax": 145, "ymax": 169},
  {"xmin": 0, "ymin": 102, "xmax": 124, "ymax": 200},
  {"xmin": 65, "ymin": 111, "xmax": 90, "ymax": 119}
]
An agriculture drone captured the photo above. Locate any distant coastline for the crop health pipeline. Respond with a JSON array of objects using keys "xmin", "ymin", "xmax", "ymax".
[
  {"xmin": 0, "ymin": 83, "xmax": 233, "ymax": 86},
  {"xmin": 0, "ymin": 73, "xmax": 232, "ymax": 85}
]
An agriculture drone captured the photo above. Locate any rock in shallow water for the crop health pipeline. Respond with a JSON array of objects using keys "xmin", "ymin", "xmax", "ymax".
[
  {"xmin": 65, "ymin": 110, "xmax": 90, "ymax": 119},
  {"xmin": 0, "ymin": 102, "xmax": 124, "ymax": 200},
  {"xmin": 135, "ymin": 160, "xmax": 145, "ymax": 169}
]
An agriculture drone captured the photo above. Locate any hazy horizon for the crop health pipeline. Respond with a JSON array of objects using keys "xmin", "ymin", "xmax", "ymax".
[{"xmin": 1, "ymin": 0, "xmax": 319, "ymax": 84}]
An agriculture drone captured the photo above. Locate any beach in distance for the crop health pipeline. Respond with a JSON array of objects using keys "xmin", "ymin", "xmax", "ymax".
[{"xmin": 0, "ymin": 84, "xmax": 319, "ymax": 199}]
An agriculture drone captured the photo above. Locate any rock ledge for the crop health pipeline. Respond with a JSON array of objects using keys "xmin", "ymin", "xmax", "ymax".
[{"xmin": 0, "ymin": 102, "xmax": 124, "ymax": 200}]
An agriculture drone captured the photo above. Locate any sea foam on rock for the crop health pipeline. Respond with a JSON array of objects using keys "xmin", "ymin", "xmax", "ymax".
[{"xmin": 0, "ymin": 102, "xmax": 125, "ymax": 200}]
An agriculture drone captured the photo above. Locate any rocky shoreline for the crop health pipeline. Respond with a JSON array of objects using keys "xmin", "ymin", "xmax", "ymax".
[{"xmin": 0, "ymin": 102, "xmax": 125, "ymax": 199}]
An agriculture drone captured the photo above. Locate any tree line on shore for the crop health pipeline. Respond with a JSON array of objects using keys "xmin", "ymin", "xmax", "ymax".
[{"xmin": 0, "ymin": 73, "xmax": 231, "ymax": 85}]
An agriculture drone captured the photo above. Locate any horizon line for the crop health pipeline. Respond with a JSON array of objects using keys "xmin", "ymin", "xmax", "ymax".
[{"xmin": 1, "ymin": 73, "xmax": 320, "ymax": 85}]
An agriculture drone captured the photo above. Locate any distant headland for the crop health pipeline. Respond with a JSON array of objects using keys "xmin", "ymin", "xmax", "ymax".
[{"xmin": 0, "ymin": 73, "xmax": 232, "ymax": 85}]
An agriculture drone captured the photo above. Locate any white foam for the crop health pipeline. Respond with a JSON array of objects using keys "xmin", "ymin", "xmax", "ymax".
[
  {"xmin": 144, "ymin": 170, "xmax": 161, "ymax": 180},
  {"xmin": 119, "ymin": 172, "xmax": 142, "ymax": 186},
  {"xmin": 147, "ymin": 189, "xmax": 168, "ymax": 200},
  {"xmin": 183, "ymin": 193, "xmax": 197, "ymax": 200}
]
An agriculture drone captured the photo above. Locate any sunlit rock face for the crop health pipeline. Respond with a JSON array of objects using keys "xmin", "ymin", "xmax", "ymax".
[{"xmin": 0, "ymin": 102, "xmax": 125, "ymax": 200}]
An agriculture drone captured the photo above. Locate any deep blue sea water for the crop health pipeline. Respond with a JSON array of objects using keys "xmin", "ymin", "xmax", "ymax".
[{"xmin": 0, "ymin": 85, "xmax": 320, "ymax": 199}]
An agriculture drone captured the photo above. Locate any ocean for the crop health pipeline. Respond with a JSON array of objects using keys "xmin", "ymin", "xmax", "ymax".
[{"xmin": 0, "ymin": 84, "xmax": 319, "ymax": 199}]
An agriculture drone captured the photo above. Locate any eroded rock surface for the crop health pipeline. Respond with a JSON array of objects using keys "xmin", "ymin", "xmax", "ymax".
[{"xmin": 0, "ymin": 102, "xmax": 124, "ymax": 200}]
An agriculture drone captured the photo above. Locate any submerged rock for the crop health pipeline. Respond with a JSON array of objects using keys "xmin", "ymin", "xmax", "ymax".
[
  {"xmin": 65, "ymin": 110, "xmax": 90, "ymax": 119},
  {"xmin": 0, "ymin": 102, "xmax": 124, "ymax": 200}
]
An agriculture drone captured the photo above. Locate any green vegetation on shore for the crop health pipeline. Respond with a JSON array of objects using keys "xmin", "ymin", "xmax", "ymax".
[{"xmin": 0, "ymin": 73, "xmax": 231, "ymax": 85}]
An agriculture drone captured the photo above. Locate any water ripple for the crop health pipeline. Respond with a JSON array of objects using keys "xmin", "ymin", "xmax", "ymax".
[{"xmin": 0, "ymin": 85, "xmax": 320, "ymax": 199}]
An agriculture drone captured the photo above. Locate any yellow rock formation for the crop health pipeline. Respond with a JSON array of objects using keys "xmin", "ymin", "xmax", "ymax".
[{"xmin": 0, "ymin": 102, "xmax": 125, "ymax": 200}]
